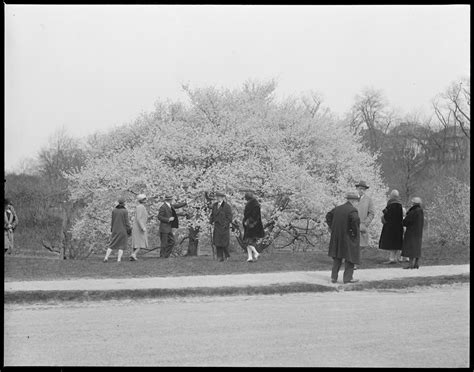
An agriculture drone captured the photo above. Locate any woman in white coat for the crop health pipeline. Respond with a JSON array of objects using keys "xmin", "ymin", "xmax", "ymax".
[{"xmin": 130, "ymin": 194, "xmax": 148, "ymax": 261}]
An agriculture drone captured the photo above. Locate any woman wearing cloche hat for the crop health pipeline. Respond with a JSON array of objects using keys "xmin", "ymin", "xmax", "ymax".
[
  {"xmin": 104, "ymin": 196, "xmax": 132, "ymax": 263},
  {"xmin": 130, "ymin": 194, "xmax": 148, "ymax": 261}
]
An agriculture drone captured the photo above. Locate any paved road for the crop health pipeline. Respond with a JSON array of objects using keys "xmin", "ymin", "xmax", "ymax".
[{"xmin": 4, "ymin": 284, "xmax": 469, "ymax": 367}]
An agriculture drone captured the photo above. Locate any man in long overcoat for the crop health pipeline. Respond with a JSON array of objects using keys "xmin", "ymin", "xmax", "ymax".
[
  {"xmin": 158, "ymin": 195, "xmax": 187, "ymax": 258},
  {"xmin": 379, "ymin": 189, "xmax": 404, "ymax": 264},
  {"xmin": 210, "ymin": 191, "xmax": 233, "ymax": 261},
  {"xmin": 325, "ymin": 192, "xmax": 361, "ymax": 284},
  {"xmin": 402, "ymin": 197, "xmax": 424, "ymax": 269},
  {"xmin": 130, "ymin": 194, "xmax": 148, "ymax": 261},
  {"xmin": 104, "ymin": 196, "xmax": 131, "ymax": 262},
  {"xmin": 242, "ymin": 191, "xmax": 264, "ymax": 262}
]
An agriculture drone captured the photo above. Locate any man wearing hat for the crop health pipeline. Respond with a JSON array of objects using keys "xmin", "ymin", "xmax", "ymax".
[
  {"xmin": 209, "ymin": 191, "xmax": 233, "ymax": 261},
  {"xmin": 158, "ymin": 194, "xmax": 187, "ymax": 258},
  {"xmin": 130, "ymin": 194, "xmax": 148, "ymax": 261},
  {"xmin": 325, "ymin": 192, "xmax": 361, "ymax": 284},
  {"xmin": 355, "ymin": 180, "xmax": 375, "ymax": 254},
  {"xmin": 104, "ymin": 196, "xmax": 132, "ymax": 262}
]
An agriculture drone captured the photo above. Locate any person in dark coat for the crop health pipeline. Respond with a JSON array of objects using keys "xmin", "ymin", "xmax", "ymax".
[
  {"xmin": 402, "ymin": 197, "xmax": 424, "ymax": 269},
  {"xmin": 158, "ymin": 195, "xmax": 187, "ymax": 258},
  {"xmin": 210, "ymin": 191, "xmax": 233, "ymax": 262},
  {"xmin": 242, "ymin": 191, "xmax": 264, "ymax": 262},
  {"xmin": 104, "ymin": 196, "xmax": 132, "ymax": 262},
  {"xmin": 379, "ymin": 189, "xmax": 404, "ymax": 264},
  {"xmin": 325, "ymin": 192, "xmax": 361, "ymax": 284}
]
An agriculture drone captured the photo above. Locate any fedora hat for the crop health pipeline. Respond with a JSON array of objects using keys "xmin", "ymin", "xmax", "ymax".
[
  {"xmin": 345, "ymin": 192, "xmax": 360, "ymax": 200},
  {"xmin": 355, "ymin": 180, "xmax": 369, "ymax": 189},
  {"xmin": 164, "ymin": 195, "xmax": 173, "ymax": 201},
  {"xmin": 117, "ymin": 196, "xmax": 126, "ymax": 204}
]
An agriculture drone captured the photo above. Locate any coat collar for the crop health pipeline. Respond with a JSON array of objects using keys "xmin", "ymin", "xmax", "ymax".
[
  {"xmin": 408, "ymin": 204, "xmax": 421, "ymax": 212},
  {"xmin": 387, "ymin": 197, "xmax": 402, "ymax": 206}
]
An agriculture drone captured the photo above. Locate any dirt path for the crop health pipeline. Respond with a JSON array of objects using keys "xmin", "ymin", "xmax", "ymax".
[{"xmin": 4, "ymin": 283, "xmax": 469, "ymax": 367}]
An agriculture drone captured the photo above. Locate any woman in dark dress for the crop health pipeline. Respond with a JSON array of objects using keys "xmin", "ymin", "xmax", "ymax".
[
  {"xmin": 401, "ymin": 197, "xmax": 424, "ymax": 269},
  {"xmin": 379, "ymin": 189, "xmax": 404, "ymax": 264},
  {"xmin": 242, "ymin": 191, "xmax": 264, "ymax": 262}
]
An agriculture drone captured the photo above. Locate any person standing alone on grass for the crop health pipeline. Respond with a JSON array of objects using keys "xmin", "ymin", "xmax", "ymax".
[
  {"xmin": 379, "ymin": 189, "xmax": 404, "ymax": 264},
  {"xmin": 130, "ymin": 194, "xmax": 148, "ymax": 261},
  {"xmin": 354, "ymin": 180, "xmax": 374, "ymax": 269},
  {"xmin": 4, "ymin": 199, "xmax": 18, "ymax": 255},
  {"xmin": 104, "ymin": 196, "xmax": 132, "ymax": 263},
  {"xmin": 158, "ymin": 195, "xmax": 187, "ymax": 258},
  {"xmin": 242, "ymin": 191, "xmax": 264, "ymax": 262},
  {"xmin": 325, "ymin": 192, "xmax": 361, "ymax": 284},
  {"xmin": 402, "ymin": 197, "xmax": 424, "ymax": 269},
  {"xmin": 209, "ymin": 191, "xmax": 233, "ymax": 262}
]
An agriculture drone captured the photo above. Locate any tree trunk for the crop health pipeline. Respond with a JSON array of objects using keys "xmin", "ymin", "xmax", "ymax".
[{"xmin": 186, "ymin": 226, "xmax": 200, "ymax": 256}]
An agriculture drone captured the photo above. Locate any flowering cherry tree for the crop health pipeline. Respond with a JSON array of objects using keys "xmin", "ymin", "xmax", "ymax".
[{"xmin": 66, "ymin": 80, "xmax": 387, "ymax": 255}]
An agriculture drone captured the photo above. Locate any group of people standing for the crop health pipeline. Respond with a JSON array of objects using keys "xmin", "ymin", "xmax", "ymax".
[
  {"xmin": 104, "ymin": 190, "xmax": 264, "ymax": 263},
  {"xmin": 325, "ymin": 180, "xmax": 425, "ymax": 284},
  {"xmin": 104, "ymin": 194, "xmax": 187, "ymax": 262},
  {"xmin": 379, "ymin": 190, "xmax": 424, "ymax": 269}
]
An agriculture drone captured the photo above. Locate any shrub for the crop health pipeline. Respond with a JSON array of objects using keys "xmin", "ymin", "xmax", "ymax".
[{"xmin": 429, "ymin": 177, "xmax": 470, "ymax": 246}]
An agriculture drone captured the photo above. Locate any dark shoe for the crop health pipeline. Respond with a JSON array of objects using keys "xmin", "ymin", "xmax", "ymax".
[
  {"xmin": 413, "ymin": 264, "xmax": 419, "ymax": 269},
  {"xmin": 344, "ymin": 279, "xmax": 360, "ymax": 284},
  {"xmin": 103, "ymin": 258, "xmax": 108, "ymax": 263},
  {"xmin": 403, "ymin": 265, "xmax": 414, "ymax": 269},
  {"xmin": 331, "ymin": 279, "xmax": 337, "ymax": 284},
  {"xmin": 129, "ymin": 256, "xmax": 137, "ymax": 261},
  {"xmin": 353, "ymin": 265, "xmax": 358, "ymax": 270},
  {"xmin": 218, "ymin": 258, "xmax": 224, "ymax": 262},
  {"xmin": 383, "ymin": 260, "xmax": 397, "ymax": 264}
]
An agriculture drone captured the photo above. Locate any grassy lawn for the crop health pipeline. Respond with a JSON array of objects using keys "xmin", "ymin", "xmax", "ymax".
[{"xmin": 3, "ymin": 237, "xmax": 469, "ymax": 281}]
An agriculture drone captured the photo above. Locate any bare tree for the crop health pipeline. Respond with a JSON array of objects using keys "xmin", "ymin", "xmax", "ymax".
[
  {"xmin": 431, "ymin": 78, "xmax": 470, "ymax": 161},
  {"xmin": 301, "ymin": 91, "xmax": 329, "ymax": 119},
  {"xmin": 381, "ymin": 122, "xmax": 431, "ymax": 203},
  {"xmin": 440, "ymin": 78, "xmax": 470, "ymax": 139},
  {"xmin": 348, "ymin": 88, "xmax": 397, "ymax": 152},
  {"xmin": 35, "ymin": 127, "xmax": 88, "ymax": 258},
  {"xmin": 37, "ymin": 126, "xmax": 86, "ymax": 184}
]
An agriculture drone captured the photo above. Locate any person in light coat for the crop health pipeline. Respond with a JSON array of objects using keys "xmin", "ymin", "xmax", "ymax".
[
  {"xmin": 130, "ymin": 194, "xmax": 148, "ymax": 261},
  {"xmin": 4, "ymin": 199, "xmax": 19, "ymax": 255},
  {"xmin": 355, "ymin": 181, "xmax": 375, "ymax": 249}
]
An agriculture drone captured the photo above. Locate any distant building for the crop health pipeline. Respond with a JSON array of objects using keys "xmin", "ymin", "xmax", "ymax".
[{"xmin": 428, "ymin": 126, "xmax": 470, "ymax": 162}]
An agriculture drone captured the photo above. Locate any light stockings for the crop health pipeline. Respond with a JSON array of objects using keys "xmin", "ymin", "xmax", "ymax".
[
  {"xmin": 104, "ymin": 248, "xmax": 113, "ymax": 260},
  {"xmin": 246, "ymin": 245, "xmax": 259, "ymax": 261}
]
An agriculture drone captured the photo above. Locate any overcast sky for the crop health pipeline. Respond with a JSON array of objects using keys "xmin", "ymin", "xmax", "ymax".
[{"xmin": 4, "ymin": 5, "xmax": 470, "ymax": 172}]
